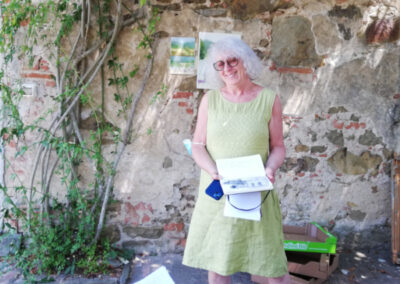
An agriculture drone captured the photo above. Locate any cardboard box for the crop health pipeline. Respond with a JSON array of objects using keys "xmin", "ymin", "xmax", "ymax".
[
  {"xmin": 286, "ymin": 251, "xmax": 339, "ymax": 280},
  {"xmin": 284, "ymin": 222, "xmax": 337, "ymax": 254}
]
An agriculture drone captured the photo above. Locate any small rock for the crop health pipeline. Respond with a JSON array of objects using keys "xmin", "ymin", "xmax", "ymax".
[
  {"xmin": 107, "ymin": 258, "xmax": 123, "ymax": 268},
  {"xmin": 119, "ymin": 263, "xmax": 131, "ymax": 284},
  {"xmin": 341, "ymin": 269, "xmax": 349, "ymax": 275},
  {"xmin": 378, "ymin": 258, "xmax": 386, "ymax": 263}
]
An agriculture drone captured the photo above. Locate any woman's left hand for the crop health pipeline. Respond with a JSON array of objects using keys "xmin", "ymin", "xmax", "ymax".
[{"xmin": 265, "ymin": 167, "xmax": 275, "ymax": 184}]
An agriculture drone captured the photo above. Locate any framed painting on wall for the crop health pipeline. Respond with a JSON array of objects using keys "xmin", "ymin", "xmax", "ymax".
[{"xmin": 169, "ymin": 37, "xmax": 196, "ymax": 75}]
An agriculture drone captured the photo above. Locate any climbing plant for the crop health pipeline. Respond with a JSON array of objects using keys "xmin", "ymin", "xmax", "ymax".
[{"xmin": 0, "ymin": 0, "xmax": 160, "ymax": 278}]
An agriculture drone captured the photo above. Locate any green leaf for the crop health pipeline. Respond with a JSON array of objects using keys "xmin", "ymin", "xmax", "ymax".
[
  {"xmin": 114, "ymin": 93, "xmax": 121, "ymax": 102},
  {"xmin": 129, "ymin": 66, "xmax": 139, "ymax": 78},
  {"xmin": 15, "ymin": 145, "xmax": 28, "ymax": 158},
  {"xmin": 139, "ymin": 0, "xmax": 146, "ymax": 8}
]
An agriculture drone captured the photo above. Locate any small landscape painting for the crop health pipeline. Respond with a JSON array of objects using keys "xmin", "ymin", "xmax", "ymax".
[{"xmin": 170, "ymin": 37, "xmax": 196, "ymax": 75}]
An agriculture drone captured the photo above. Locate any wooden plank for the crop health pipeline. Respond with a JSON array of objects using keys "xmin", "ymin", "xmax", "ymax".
[{"xmin": 392, "ymin": 153, "xmax": 400, "ymax": 264}]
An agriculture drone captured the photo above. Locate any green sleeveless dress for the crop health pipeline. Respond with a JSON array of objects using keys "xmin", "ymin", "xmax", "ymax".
[{"xmin": 182, "ymin": 88, "xmax": 288, "ymax": 277}]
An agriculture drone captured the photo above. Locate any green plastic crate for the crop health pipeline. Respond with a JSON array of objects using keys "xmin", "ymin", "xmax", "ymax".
[{"xmin": 283, "ymin": 222, "xmax": 337, "ymax": 254}]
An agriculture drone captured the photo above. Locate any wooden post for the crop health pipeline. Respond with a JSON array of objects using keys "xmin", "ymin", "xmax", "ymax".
[{"xmin": 392, "ymin": 153, "xmax": 400, "ymax": 264}]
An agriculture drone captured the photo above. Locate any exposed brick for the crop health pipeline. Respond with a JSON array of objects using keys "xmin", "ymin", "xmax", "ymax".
[
  {"xmin": 345, "ymin": 122, "xmax": 360, "ymax": 129},
  {"xmin": 142, "ymin": 214, "xmax": 151, "ymax": 224},
  {"xmin": 310, "ymin": 173, "xmax": 318, "ymax": 178},
  {"xmin": 296, "ymin": 172, "xmax": 305, "ymax": 177},
  {"xmin": 186, "ymin": 108, "xmax": 194, "ymax": 114},
  {"xmin": 394, "ymin": 94, "xmax": 400, "ymax": 99},
  {"xmin": 359, "ymin": 122, "xmax": 366, "ymax": 128},
  {"xmin": 277, "ymin": 67, "xmax": 313, "ymax": 74},
  {"xmin": 319, "ymin": 154, "xmax": 328, "ymax": 157},
  {"xmin": 45, "ymin": 80, "xmax": 56, "ymax": 87},
  {"xmin": 40, "ymin": 60, "xmax": 50, "ymax": 71},
  {"xmin": 173, "ymin": 92, "xmax": 193, "ymax": 99},
  {"xmin": 332, "ymin": 119, "xmax": 344, "ymax": 129},
  {"xmin": 164, "ymin": 222, "xmax": 184, "ymax": 232},
  {"xmin": 134, "ymin": 202, "xmax": 147, "ymax": 211},
  {"xmin": 269, "ymin": 62, "xmax": 276, "ymax": 71},
  {"xmin": 21, "ymin": 72, "xmax": 53, "ymax": 80},
  {"xmin": 125, "ymin": 202, "xmax": 140, "ymax": 226},
  {"xmin": 178, "ymin": 101, "xmax": 188, "ymax": 107}
]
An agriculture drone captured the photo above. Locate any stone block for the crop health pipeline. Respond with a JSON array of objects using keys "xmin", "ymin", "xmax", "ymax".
[
  {"xmin": 328, "ymin": 5, "xmax": 362, "ymax": 19},
  {"xmin": 326, "ymin": 130, "xmax": 344, "ymax": 147},
  {"xmin": 102, "ymin": 225, "xmax": 121, "ymax": 243},
  {"xmin": 328, "ymin": 148, "xmax": 382, "ymax": 175},
  {"xmin": 358, "ymin": 130, "xmax": 383, "ymax": 146},
  {"xmin": 123, "ymin": 226, "xmax": 164, "ymax": 239},
  {"xmin": 271, "ymin": 16, "xmax": 322, "ymax": 68}
]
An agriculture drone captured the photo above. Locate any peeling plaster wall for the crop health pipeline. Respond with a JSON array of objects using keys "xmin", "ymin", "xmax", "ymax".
[{"xmin": 2, "ymin": 0, "xmax": 400, "ymax": 252}]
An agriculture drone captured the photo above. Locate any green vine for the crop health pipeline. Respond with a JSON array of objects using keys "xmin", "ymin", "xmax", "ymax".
[{"xmin": 0, "ymin": 0, "xmax": 161, "ymax": 279}]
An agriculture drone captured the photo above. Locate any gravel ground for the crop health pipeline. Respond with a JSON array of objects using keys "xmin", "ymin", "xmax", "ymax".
[
  {"xmin": 1, "ymin": 243, "xmax": 400, "ymax": 283},
  {"xmin": 129, "ymin": 243, "xmax": 400, "ymax": 284}
]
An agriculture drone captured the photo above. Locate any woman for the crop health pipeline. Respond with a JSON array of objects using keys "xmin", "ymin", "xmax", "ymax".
[{"xmin": 182, "ymin": 37, "xmax": 290, "ymax": 284}]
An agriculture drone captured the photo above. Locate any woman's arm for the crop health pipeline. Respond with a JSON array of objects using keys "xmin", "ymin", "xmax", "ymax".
[
  {"xmin": 265, "ymin": 95, "xmax": 286, "ymax": 183},
  {"xmin": 191, "ymin": 93, "xmax": 220, "ymax": 180}
]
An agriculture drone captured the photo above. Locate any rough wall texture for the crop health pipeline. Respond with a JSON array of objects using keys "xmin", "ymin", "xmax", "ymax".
[{"xmin": 2, "ymin": 0, "xmax": 400, "ymax": 253}]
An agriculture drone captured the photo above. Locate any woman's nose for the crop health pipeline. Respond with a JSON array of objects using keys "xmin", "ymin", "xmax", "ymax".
[{"xmin": 223, "ymin": 63, "xmax": 233, "ymax": 71}]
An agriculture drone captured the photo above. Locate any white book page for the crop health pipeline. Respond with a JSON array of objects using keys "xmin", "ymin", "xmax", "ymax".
[
  {"xmin": 216, "ymin": 155, "xmax": 273, "ymax": 195},
  {"xmin": 216, "ymin": 154, "xmax": 266, "ymax": 179}
]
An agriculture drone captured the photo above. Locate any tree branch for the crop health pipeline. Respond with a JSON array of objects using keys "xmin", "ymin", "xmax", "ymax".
[{"xmin": 93, "ymin": 32, "xmax": 159, "ymax": 243}]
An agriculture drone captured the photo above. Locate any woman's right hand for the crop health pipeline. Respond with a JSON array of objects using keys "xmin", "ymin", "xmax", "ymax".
[{"xmin": 211, "ymin": 172, "xmax": 223, "ymax": 180}]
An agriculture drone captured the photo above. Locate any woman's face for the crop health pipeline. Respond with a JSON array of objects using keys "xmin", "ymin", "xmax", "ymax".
[{"xmin": 214, "ymin": 54, "xmax": 249, "ymax": 87}]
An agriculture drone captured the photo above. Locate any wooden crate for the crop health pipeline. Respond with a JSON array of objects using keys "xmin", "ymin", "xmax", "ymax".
[{"xmin": 286, "ymin": 251, "xmax": 339, "ymax": 280}]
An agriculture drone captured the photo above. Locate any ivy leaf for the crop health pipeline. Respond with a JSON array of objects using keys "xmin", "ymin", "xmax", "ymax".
[
  {"xmin": 129, "ymin": 66, "xmax": 139, "ymax": 78},
  {"xmin": 114, "ymin": 93, "xmax": 121, "ymax": 102},
  {"xmin": 139, "ymin": 0, "xmax": 146, "ymax": 8},
  {"xmin": 15, "ymin": 145, "xmax": 28, "ymax": 158}
]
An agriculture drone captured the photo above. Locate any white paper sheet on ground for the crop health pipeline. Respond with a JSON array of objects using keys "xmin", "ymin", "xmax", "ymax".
[
  {"xmin": 134, "ymin": 266, "xmax": 175, "ymax": 284},
  {"xmin": 224, "ymin": 191, "xmax": 261, "ymax": 221}
]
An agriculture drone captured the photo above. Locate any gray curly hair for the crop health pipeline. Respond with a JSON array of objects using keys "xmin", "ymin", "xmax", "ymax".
[{"xmin": 204, "ymin": 37, "xmax": 263, "ymax": 89}]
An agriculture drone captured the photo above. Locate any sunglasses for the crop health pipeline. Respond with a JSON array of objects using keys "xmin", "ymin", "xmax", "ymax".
[{"xmin": 213, "ymin": 57, "xmax": 239, "ymax": 71}]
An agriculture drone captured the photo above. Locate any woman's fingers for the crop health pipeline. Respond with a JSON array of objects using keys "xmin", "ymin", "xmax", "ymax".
[{"xmin": 265, "ymin": 167, "xmax": 275, "ymax": 184}]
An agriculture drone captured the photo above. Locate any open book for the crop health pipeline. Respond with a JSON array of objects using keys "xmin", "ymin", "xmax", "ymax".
[{"xmin": 216, "ymin": 154, "xmax": 273, "ymax": 195}]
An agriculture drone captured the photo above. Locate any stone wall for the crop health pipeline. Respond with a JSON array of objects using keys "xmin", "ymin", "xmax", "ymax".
[{"xmin": 2, "ymin": 0, "xmax": 400, "ymax": 253}]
